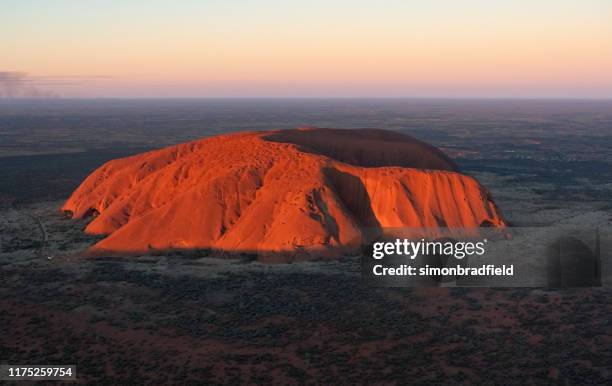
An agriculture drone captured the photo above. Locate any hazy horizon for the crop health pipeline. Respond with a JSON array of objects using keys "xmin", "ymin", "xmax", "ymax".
[{"xmin": 2, "ymin": 96, "xmax": 612, "ymax": 102}]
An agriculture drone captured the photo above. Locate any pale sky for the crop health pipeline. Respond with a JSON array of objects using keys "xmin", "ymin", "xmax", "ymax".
[{"xmin": 1, "ymin": 0, "xmax": 612, "ymax": 98}]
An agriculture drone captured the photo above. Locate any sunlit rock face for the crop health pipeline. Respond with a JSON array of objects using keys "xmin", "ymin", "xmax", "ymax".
[{"xmin": 62, "ymin": 128, "xmax": 505, "ymax": 261}]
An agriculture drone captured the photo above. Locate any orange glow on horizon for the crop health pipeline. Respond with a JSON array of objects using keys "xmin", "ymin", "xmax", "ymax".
[{"xmin": 2, "ymin": 0, "xmax": 611, "ymax": 97}]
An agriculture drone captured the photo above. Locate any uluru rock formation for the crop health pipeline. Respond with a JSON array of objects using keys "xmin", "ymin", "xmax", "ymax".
[{"xmin": 62, "ymin": 128, "xmax": 505, "ymax": 261}]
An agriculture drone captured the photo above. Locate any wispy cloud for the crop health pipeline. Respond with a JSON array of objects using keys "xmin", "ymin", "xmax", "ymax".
[{"xmin": 0, "ymin": 72, "xmax": 112, "ymax": 98}]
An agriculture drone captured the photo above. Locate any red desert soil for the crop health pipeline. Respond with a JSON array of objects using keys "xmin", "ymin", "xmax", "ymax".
[{"xmin": 62, "ymin": 128, "xmax": 505, "ymax": 259}]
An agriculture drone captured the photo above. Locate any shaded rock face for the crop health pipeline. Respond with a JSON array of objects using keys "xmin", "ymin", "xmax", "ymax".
[
  {"xmin": 62, "ymin": 128, "xmax": 505, "ymax": 261},
  {"xmin": 264, "ymin": 128, "xmax": 459, "ymax": 171}
]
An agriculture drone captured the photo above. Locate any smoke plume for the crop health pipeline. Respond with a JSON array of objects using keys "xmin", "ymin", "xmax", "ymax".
[{"xmin": 0, "ymin": 71, "xmax": 59, "ymax": 99}]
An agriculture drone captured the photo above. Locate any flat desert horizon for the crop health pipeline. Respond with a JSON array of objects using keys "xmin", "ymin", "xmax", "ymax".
[{"xmin": 1, "ymin": 98, "xmax": 611, "ymax": 383}]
